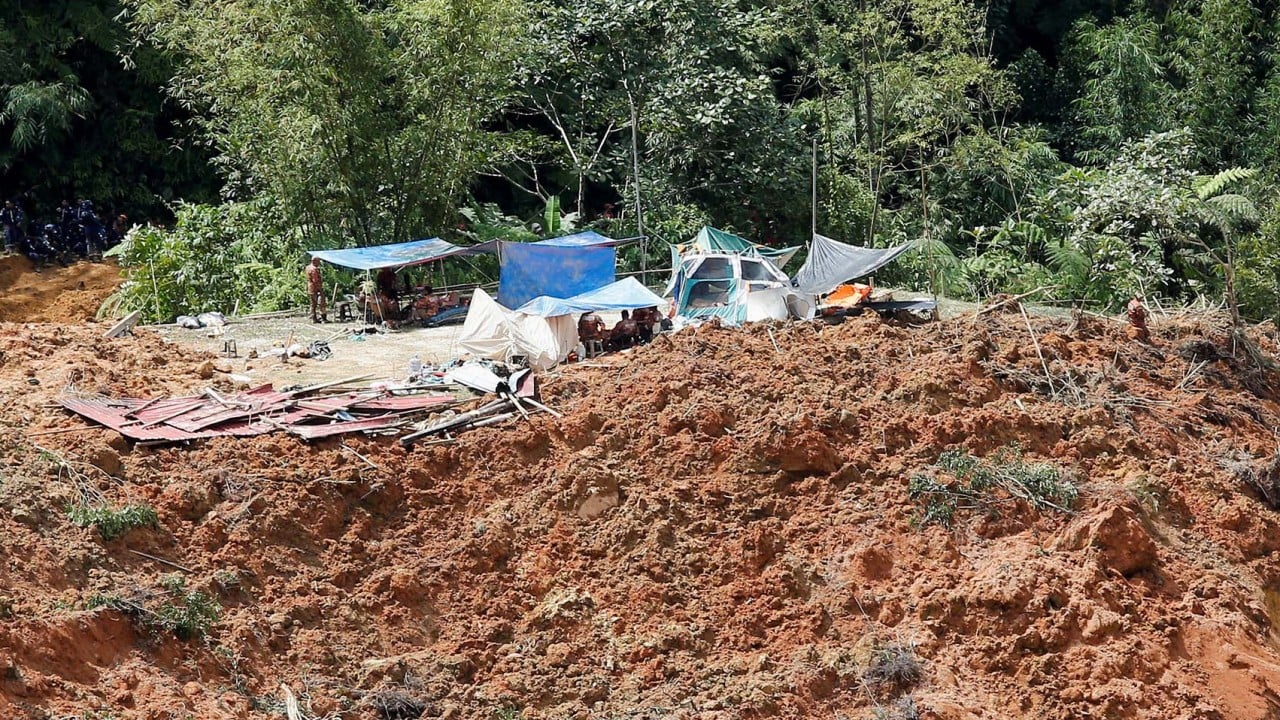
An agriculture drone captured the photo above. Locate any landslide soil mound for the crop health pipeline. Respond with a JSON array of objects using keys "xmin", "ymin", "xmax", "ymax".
[
  {"xmin": 0, "ymin": 255, "xmax": 123, "ymax": 323},
  {"xmin": 5, "ymin": 311, "xmax": 1280, "ymax": 719}
]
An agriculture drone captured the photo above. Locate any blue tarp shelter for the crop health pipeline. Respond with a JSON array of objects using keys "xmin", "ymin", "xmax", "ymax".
[
  {"xmin": 534, "ymin": 230, "xmax": 638, "ymax": 248},
  {"xmin": 308, "ymin": 237, "xmax": 477, "ymax": 271},
  {"xmin": 793, "ymin": 233, "xmax": 915, "ymax": 295},
  {"xmin": 515, "ymin": 277, "xmax": 666, "ymax": 317},
  {"xmin": 465, "ymin": 230, "xmax": 639, "ymax": 255},
  {"xmin": 309, "ymin": 231, "xmax": 631, "ymax": 307},
  {"xmin": 497, "ymin": 243, "xmax": 616, "ymax": 309}
]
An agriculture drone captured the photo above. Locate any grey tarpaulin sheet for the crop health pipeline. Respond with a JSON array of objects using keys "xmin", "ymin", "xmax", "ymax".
[{"xmin": 793, "ymin": 233, "xmax": 915, "ymax": 295}]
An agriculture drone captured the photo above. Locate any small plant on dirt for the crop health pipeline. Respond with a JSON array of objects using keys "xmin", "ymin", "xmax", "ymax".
[
  {"xmin": 1127, "ymin": 476, "xmax": 1165, "ymax": 514},
  {"xmin": 66, "ymin": 502, "xmax": 159, "ymax": 540},
  {"xmin": 0, "ymin": 596, "xmax": 13, "ymax": 619},
  {"xmin": 907, "ymin": 474, "xmax": 960, "ymax": 527},
  {"xmin": 213, "ymin": 568, "xmax": 243, "ymax": 594},
  {"xmin": 154, "ymin": 574, "xmax": 220, "ymax": 641},
  {"xmin": 862, "ymin": 641, "xmax": 923, "ymax": 696},
  {"xmin": 909, "ymin": 445, "xmax": 1077, "ymax": 528},
  {"xmin": 84, "ymin": 593, "xmax": 129, "ymax": 612},
  {"xmin": 86, "ymin": 575, "xmax": 219, "ymax": 642},
  {"xmin": 492, "ymin": 706, "xmax": 522, "ymax": 720},
  {"xmin": 368, "ymin": 690, "xmax": 427, "ymax": 720}
]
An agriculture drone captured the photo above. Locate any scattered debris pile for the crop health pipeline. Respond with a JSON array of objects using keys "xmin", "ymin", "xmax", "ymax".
[{"xmin": 61, "ymin": 382, "xmax": 458, "ymax": 443}]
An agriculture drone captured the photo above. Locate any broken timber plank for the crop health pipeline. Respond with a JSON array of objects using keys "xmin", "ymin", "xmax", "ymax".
[{"xmin": 103, "ymin": 310, "xmax": 142, "ymax": 339}]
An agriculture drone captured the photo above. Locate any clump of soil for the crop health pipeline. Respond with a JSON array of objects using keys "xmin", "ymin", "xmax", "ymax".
[
  {"xmin": 0, "ymin": 255, "xmax": 123, "ymax": 323},
  {"xmin": 4, "ymin": 311, "xmax": 1280, "ymax": 719}
]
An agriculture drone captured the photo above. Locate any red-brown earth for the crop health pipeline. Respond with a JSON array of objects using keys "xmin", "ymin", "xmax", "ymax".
[
  {"xmin": 2, "ymin": 306, "xmax": 1280, "ymax": 719},
  {"xmin": 0, "ymin": 255, "xmax": 123, "ymax": 324}
]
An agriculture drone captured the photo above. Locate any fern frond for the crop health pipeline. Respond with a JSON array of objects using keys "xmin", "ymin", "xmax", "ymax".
[
  {"xmin": 1205, "ymin": 193, "xmax": 1259, "ymax": 223},
  {"xmin": 1193, "ymin": 167, "xmax": 1257, "ymax": 200},
  {"xmin": 1046, "ymin": 242, "xmax": 1090, "ymax": 279}
]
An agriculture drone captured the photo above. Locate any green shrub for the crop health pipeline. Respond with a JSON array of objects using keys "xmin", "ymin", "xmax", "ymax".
[
  {"xmin": 154, "ymin": 574, "xmax": 220, "ymax": 641},
  {"xmin": 907, "ymin": 474, "xmax": 960, "ymax": 528},
  {"xmin": 67, "ymin": 503, "xmax": 159, "ymax": 540},
  {"xmin": 111, "ymin": 198, "xmax": 311, "ymax": 323},
  {"xmin": 87, "ymin": 575, "xmax": 220, "ymax": 642}
]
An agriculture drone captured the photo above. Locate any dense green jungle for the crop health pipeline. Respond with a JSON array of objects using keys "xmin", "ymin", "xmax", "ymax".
[{"xmin": 4, "ymin": 0, "xmax": 1280, "ymax": 322}]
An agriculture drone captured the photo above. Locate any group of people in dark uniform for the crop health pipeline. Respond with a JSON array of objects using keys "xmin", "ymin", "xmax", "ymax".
[{"xmin": 0, "ymin": 197, "xmax": 130, "ymax": 268}]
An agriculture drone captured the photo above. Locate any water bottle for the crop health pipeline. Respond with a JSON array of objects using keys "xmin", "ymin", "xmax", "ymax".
[{"xmin": 408, "ymin": 355, "xmax": 422, "ymax": 379}]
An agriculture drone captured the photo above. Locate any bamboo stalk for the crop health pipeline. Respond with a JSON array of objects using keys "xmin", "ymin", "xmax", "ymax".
[
  {"xmin": 127, "ymin": 549, "xmax": 194, "ymax": 573},
  {"xmin": 26, "ymin": 425, "xmax": 96, "ymax": 438}
]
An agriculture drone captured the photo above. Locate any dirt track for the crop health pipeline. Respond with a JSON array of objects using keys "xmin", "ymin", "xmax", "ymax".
[{"xmin": 4, "ymin": 302, "xmax": 1280, "ymax": 719}]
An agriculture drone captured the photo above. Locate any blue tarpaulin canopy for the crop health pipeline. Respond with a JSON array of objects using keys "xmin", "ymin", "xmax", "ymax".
[
  {"xmin": 793, "ymin": 233, "xmax": 915, "ymax": 295},
  {"xmin": 465, "ymin": 230, "xmax": 636, "ymax": 255},
  {"xmin": 497, "ymin": 243, "xmax": 616, "ymax": 309},
  {"xmin": 308, "ymin": 237, "xmax": 475, "ymax": 271},
  {"xmin": 534, "ymin": 230, "xmax": 638, "ymax": 248},
  {"xmin": 515, "ymin": 277, "xmax": 666, "ymax": 317}
]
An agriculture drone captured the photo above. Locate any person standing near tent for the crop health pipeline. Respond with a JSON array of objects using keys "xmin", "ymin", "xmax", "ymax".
[
  {"xmin": 376, "ymin": 267, "xmax": 400, "ymax": 302},
  {"xmin": 306, "ymin": 257, "xmax": 328, "ymax": 323},
  {"xmin": 1126, "ymin": 294, "xmax": 1149, "ymax": 342},
  {"xmin": 1, "ymin": 199, "xmax": 27, "ymax": 254}
]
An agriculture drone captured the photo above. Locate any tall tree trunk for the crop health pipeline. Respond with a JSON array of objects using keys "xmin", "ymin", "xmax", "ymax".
[
  {"xmin": 627, "ymin": 87, "xmax": 645, "ymax": 284},
  {"xmin": 859, "ymin": 0, "xmax": 879, "ymax": 244}
]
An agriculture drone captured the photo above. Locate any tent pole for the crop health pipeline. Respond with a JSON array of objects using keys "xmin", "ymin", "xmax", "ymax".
[
  {"xmin": 629, "ymin": 90, "xmax": 645, "ymax": 287},
  {"xmin": 811, "ymin": 137, "xmax": 818, "ymax": 244}
]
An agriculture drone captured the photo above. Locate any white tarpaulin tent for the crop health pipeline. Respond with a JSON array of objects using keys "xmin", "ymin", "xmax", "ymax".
[
  {"xmin": 793, "ymin": 233, "xmax": 915, "ymax": 296},
  {"xmin": 457, "ymin": 289, "xmax": 578, "ymax": 370}
]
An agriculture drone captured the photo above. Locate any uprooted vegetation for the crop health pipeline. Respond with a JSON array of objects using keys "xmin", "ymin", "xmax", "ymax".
[
  {"xmin": 5, "ymin": 310, "xmax": 1280, "ymax": 719},
  {"xmin": 908, "ymin": 446, "xmax": 1079, "ymax": 528},
  {"xmin": 67, "ymin": 502, "xmax": 159, "ymax": 540},
  {"xmin": 86, "ymin": 573, "xmax": 220, "ymax": 642}
]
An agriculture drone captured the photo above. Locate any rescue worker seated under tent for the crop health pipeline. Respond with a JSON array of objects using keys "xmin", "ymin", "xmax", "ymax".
[
  {"xmin": 577, "ymin": 311, "xmax": 607, "ymax": 356},
  {"xmin": 408, "ymin": 287, "xmax": 465, "ymax": 324},
  {"xmin": 632, "ymin": 306, "xmax": 659, "ymax": 343},
  {"xmin": 357, "ymin": 279, "xmax": 401, "ymax": 325},
  {"xmin": 408, "ymin": 285, "xmax": 439, "ymax": 322},
  {"xmin": 607, "ymin": 310, "xmax": 639, "ymax": 350}
]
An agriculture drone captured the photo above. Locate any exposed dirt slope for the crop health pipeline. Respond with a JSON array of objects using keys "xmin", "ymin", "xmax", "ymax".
[
  {"xmin": 0, "ymin": 255, "xmax": 122, "ymax": 323},
  {"xmin": 4, "ymin": 310, "xmax": 1280, "ymax": 719}
]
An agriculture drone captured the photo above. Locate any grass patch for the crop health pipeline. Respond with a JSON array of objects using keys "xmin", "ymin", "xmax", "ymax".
[
  {"xmin": 67, "ymin": 503, "xmax": 159, "ymax": 540},
  {"xmin": 910, "ymin": 445, "xmax": 1077, "ymax": 528},
  {"xmin": 86, "ymin": 574, "xmax": 220, "ymax": 642}
]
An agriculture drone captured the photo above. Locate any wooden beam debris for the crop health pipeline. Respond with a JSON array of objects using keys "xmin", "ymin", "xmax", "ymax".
[{"xmin": 103, "ymin": 310, "xmax": 142, "ymax": 339}]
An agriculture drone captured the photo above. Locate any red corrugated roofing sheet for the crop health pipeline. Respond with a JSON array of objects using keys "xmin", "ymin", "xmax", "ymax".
[
  {"xmin": 351, "ymin": 394, "xmax": 455, "ymax": 412},
  {"xmin": 61, "ymin": 384, "xmax": 461, "ymax": 444},
  {"xmin": 286, "ymin": 416, "xmax": 405, "ymax": 440}
]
